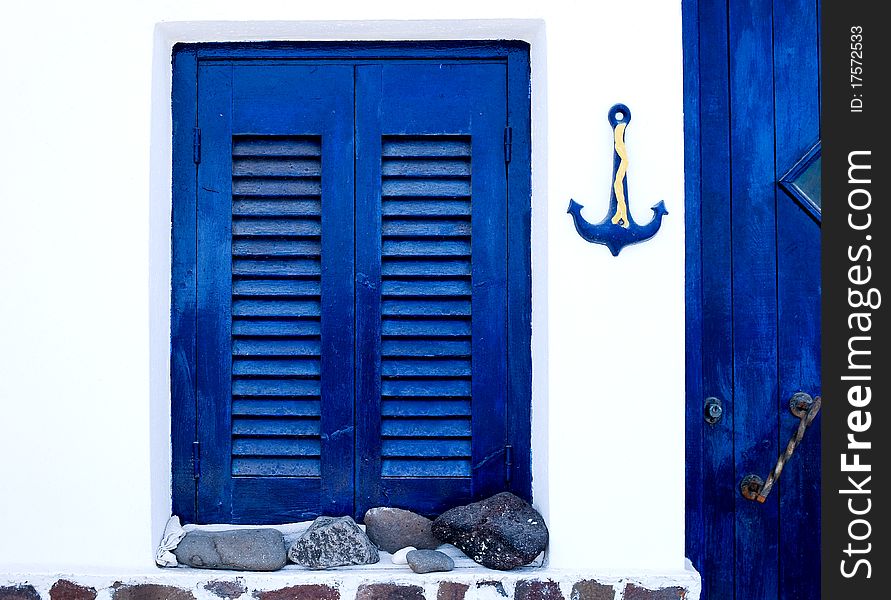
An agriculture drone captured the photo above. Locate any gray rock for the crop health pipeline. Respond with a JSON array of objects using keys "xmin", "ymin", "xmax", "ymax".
[
  {"xmin": 406, "ymin": 549, "xmax": 455, "ymax": 574},
  {"xmin": 287, "ymin": 516, "xmax": 379, "ymax": 569},
  {"xmin": 173, "ymin": 529, "xmax": 287, "ymax": 571},
  {"xmin": 203, "ymin": 580, "xmax": 247, "ymax": 599},
  {"xmin": 432, "ymin": 492, "xmax": 548, "ymax": 571},
  {"xmin": 363, "ymin": 507, "xmax": 441, "ymax": 553}
]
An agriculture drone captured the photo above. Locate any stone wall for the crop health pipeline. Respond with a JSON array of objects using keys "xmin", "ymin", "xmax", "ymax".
[{"xmin": 1, "ymin": 571, "xmax": 699, "ymax": 600}]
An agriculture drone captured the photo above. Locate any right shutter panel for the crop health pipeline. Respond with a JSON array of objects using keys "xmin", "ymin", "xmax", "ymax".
[{"xmin": 356, "ymin": 63, "xmax": 509, "ymax": 517}]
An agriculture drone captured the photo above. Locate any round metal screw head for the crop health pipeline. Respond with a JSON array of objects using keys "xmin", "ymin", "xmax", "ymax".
[{"xmin": 704, "ymin": 397, "xmax": 723, "ymax": 424}]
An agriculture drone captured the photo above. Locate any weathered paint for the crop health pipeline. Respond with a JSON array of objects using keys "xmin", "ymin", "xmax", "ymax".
[{"xmin": 682, "ymin": 0, "xmax": 821, "ymax": 597}]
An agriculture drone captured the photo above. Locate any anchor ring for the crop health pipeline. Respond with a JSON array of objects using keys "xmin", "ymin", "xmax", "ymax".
[{"xmin": 608, "ymin": 103, "xmax": 631, "ymax": 127}]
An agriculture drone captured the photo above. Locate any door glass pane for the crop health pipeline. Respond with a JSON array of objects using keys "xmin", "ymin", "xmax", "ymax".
[
  {"xmin": 779, "ymin": 143, "xmax": 821, "ymax": 221},
  {"xmin": 790, "ymin": 154, "xmax": 821, "ymax": 210}
]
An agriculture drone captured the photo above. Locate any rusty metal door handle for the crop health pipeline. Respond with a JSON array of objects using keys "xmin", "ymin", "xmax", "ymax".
[{"xmin": 740, "ymin": 392, "xmax": 822, "ymax": 503}]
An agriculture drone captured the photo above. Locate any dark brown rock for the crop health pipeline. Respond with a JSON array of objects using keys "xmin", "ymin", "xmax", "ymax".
[
  {"xmin": 203, "ymin": 580, "xmax": 247, "ymax": 599},
  {"xmin": 363, "ymin": 507, "xmax": 440, "ymax": 553},
  {"xmin": 622, "ymin": 585, "xmax": 687, "ymax": 600},
  {"xmin": 514, "ymin": 580, "xmax": 564, "ymax": 600},
  {"xmin": 0, "ymin": 585, "xmax": 41, "ymax": 600},
  {"xmin": 112, "ymin": 584, "xmax": 195, "ymax": 600},
  {"xmin": 355, "ymin": 584, "xmax": 425, "ymax": 600},
  {"xmin": 569, "ymin": 580, "xmax": 615, "ymax": 600},
  {"xmin": 253, "ymin": 585, "xmax": 339, "ymax": 600},
  {"xmin": 432, "ymin": 492, "xmax": 548, "ymax": 570},
  {"xmin": 436, "ymin": 583, "xmax": 469, "ymax": 600},
  {"xmin": 50, "ymin": 580, "xmax": 97, "ymax": 600}
]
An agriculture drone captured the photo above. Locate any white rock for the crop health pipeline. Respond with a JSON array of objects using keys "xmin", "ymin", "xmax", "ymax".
[{"xmin": 391, "ymin": 546, "xmax": 417, "ymax": 565}]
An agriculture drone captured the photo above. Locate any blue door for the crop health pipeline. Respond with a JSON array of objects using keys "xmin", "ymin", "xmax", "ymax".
[
  {"xmin": 684, "ymin": 1, "xmax": 821, "ymax": 598},
  {"xmin": 171, "ymin": 43, "xmax": 531, "ymax": 524}
]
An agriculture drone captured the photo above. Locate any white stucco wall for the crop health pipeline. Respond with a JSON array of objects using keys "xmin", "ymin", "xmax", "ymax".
[{"xmin": 0, "ymin": 0, "xmax": 684, "ymax": 573}]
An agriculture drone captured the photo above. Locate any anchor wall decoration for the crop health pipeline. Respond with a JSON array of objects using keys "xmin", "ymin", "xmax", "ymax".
[{"xmin": 567, "ymin": 103, "xmax": 668, "ymax": 256}]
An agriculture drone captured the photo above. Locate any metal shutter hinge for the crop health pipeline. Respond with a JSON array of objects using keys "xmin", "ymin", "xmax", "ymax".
[
  {"xmin": 504, "ymin": 126, "xmax": 512, "ymax": 163},
  {"xmin": 192, "ymin": 441, "xmax": 201, "ymax": 479},
  {"xmin": 193, "ymin": 127, "xmax": 201, "ymax": 164}
]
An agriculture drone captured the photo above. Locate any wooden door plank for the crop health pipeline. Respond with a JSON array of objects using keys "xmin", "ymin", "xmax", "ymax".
[
  {"xmin": 698, "ymin": 1, "xmax": 736, "ymax": 597},
  {"xmin": 464, "ymin": 66, "xmax": 510, "ymax": 501},
  {"xmin": 316, "ymin": 68, "xmax": 357, "ymax": 519},
  {"xmin": 774, "ymin": 1, "xmax": 822, "ymax": 598},
  {"xmin": 729, "ymin": 1, "xmax": 780, "ymax": 598},
  {"xmin": 196, "ymin": 63, "xmax": 235, "ymax": 523},
  {"xmin": 506, "ymin": 45, "xmax": 533, "ymax": 501},
  {"xmin": 355, "ymin": 64, "xmax": 385, "ymax": 517},
  {"xmin": 171, "ymin": 46, "xmax": 199, "ymax": 523},
  {"xmin": 682, "ymin": 0, "xmax": 704, "ymax": 575}
]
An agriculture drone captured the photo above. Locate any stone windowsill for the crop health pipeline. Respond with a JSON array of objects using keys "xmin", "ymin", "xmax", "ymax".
[{"xmin": 161, "ymin": 518, "xmax": 544, "ymax": 572}]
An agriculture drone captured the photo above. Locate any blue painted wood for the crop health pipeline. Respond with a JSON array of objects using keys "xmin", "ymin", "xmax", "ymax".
[
  {"xmin": 506, "ymin": 45, "xmax": 533, "ymax": 501},
  {"xmin": 313, "ymin": 69, "xmax": 357, "ymax": 520},
  {"xmin": 171, "ymin": 46, "xmax": 198, "ymax": 524},
  {"xmin": 774, "ymin": 2, "xmax": 821, "ymax": 599},
  {"xmin": 173, "ymin": 42, "xmax": 531, "ymax": 523},
  {"xmin": 355, "ymin": 61, "xmax": 511, "ymax": 518},
  {"xmin": 355, "ymin": 64, "xmax": 385, "ymax": 518},
  {"xmin": 696, "ymin": 1, "xmax": 736, "ymax": 598},
  {"xmin": 193, "ymin": 63, "xmax": 355, "ymax": 524},
  {"xmin": 681, "ymin": 0, "xmax": 703, "ymax": 581},
  {"xmin": 684, "ymin": 0, "xmax": 821, "ymax": 597},
  {"xmin": 195, "ymin": 40, "xmax": 522, "ymax": 61},
  {"xmin": 729, "ymin": 2, "xmax": 781, "ymax": 597},
  {"xmin": 195, "ymin": 64, "xmax": 235, "ymax": 523},
  {"xmin": 462, "ymin": 64, "xmax": 511, "ymax": 503}
]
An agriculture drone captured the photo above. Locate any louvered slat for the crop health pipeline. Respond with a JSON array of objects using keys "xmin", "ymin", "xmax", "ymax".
[
  {"xmin": 230, "ymin": 135, "xmax": 323, "ymax": 478},
  {"xmin": 380, "ymin": 136, "xmax": 472, "ymax": 479}
]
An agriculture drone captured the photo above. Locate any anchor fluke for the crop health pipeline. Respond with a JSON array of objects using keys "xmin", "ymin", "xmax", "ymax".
[{"xmin": 567, "ymin": 104, "xmax": 667, "ymax": 256}]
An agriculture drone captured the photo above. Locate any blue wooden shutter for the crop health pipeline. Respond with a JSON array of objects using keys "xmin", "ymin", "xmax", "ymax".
[
  {"xmin": 174, "ymin": 44, "xmax": 531, "ymax": 523},
  {"xmin": 355, "ymin": 63, "xmax": 510, "ymax": 516},
  {"xmin": 195, "ymin": 64, "xmax": 355, "ymax": 523}
]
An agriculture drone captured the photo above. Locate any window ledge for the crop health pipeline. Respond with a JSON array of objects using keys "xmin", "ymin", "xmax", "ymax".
[{"xmin": 161, "ymin": 519, "xmax": 545, "ymax": 571}]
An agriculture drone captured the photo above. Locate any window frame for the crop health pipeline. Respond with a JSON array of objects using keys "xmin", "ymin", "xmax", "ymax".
[{"xmin": 171, "ymin": 41, "xmax": 531, "ymax": 523}]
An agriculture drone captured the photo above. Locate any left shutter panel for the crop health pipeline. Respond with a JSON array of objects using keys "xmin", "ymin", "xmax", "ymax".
[{"xmin": 195, "ymin": 63, "xmax": 355, "ymax": 523}]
